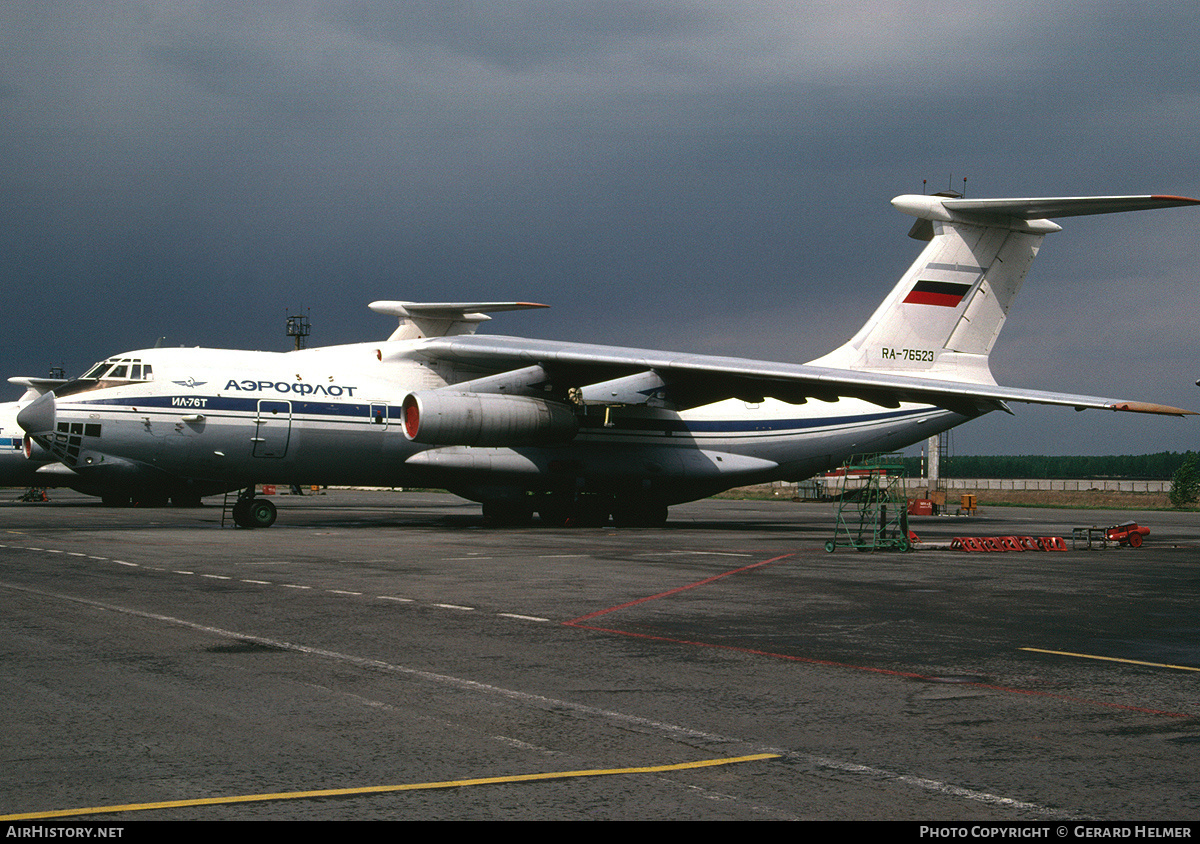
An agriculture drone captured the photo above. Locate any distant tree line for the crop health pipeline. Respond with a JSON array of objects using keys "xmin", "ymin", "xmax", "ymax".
[{"xmin": 900, "ymin": 451, "xmax": 1199, "ymax": 480}]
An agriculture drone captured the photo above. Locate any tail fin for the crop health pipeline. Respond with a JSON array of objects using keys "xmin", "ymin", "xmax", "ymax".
[{"xmin": 808, "ymin": 193, "xmax": 1199, "ymax": 384}]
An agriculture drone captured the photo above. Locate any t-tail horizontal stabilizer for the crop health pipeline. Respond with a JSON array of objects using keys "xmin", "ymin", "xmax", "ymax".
[
  {"xmin": 370, "ymin": 301, "xmax": 549, "ymax": 340},
  {"xmin": 807, "ymin": 192, "xmax": 1200, "ymax": 388}
]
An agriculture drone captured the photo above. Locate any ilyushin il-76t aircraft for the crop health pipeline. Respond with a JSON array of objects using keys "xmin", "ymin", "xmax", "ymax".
[{"xmin": 16, "ymin": 192, "xmax": 1199, "ymax": 528}]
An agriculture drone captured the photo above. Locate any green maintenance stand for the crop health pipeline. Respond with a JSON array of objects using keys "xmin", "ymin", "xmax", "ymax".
[{"xmin": 825, "ymin": 453, "xmax": 910, "ymax": 552}]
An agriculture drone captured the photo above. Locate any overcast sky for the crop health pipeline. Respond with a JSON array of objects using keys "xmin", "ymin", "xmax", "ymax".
[{"xmin": 2, "ymin": 1, "xmax": 1197, "ymax": 455}]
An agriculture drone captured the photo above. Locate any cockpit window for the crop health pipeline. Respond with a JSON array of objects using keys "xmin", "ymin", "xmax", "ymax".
[
  {"xmin": 79, "ymin": 358, "xmax": 153, "ymax": 382},
  {"xmin": 56, "ymin": 356, "xmax": 155, "ymax": 398}
]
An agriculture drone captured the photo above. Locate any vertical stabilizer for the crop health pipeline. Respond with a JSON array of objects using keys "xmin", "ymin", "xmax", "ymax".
[{"xmin": 808, "ymin": 193, "xmax": 1200, "ymax": 385}]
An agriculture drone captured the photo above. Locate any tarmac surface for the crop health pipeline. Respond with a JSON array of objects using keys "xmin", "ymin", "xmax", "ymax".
[{"xmin": 1, "ymin": 488, "xmax": 1198, "ymax": 822}]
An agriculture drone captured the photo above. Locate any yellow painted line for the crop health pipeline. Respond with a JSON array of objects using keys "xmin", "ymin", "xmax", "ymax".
[
  {"xmin": 1021, "ymin": 647, "xmax": 1200, "ymax": 672},
  {"xmin": 0, "ymin": 752, "xmax": 780, "ymax": 820}
]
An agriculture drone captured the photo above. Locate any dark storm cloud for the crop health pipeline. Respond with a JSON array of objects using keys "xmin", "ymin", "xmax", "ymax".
[
  {"xmin": 1, "ymin": 1, "xmax": 1197, "ymax": 454},
  {"xmin": 333, "ymin": 0, "xmax": 711, "ymax": 72}
]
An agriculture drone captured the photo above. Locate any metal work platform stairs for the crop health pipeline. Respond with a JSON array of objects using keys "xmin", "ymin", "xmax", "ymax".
[{"xmin": 826, "ymin": 453, "xmax": 911, "ymax": 552}]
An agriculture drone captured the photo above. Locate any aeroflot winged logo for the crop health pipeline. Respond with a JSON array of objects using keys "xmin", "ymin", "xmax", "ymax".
[
  {"xmin": 172, "ymin": 378, "xmax": 207, "ymax": 388},
  {"xmin": 903, "ymin": 280, "xmax": 972, "ymax": 307}
]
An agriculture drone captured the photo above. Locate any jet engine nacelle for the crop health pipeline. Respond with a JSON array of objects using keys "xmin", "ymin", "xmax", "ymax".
[
  {"xmin": 401, "ymin": 391, "xmax": 579, "ymax": 447},
  {"xmin": 23, "ymin": 434, "xmax": 50, "ymax": 460}
]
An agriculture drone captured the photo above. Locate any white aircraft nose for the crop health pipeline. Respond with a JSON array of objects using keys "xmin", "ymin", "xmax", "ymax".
[{"xmin": 16, "ymin": 391, "xmax": 56, "ymax": 435}]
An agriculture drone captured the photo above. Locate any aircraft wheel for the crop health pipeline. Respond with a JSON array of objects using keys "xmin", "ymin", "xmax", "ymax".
[
  {"xmin": 570, "ymin": 496, "xmax": 611, "ymax": 527},
  {"xmin": 641, "ymin": 503, "xmax": 668, "ymax": 527},
  {"xmin": 231, "ymin": 500, "xmax": 253, "ymax": 528},
  {"xmin": 1128, "ymin": 532, "xmax": 1143, "ymax": 548},
  {"xmin": 825, "ymin": 540, "xmax": 836, "ymax": 553},
  {"xmin": 247, "ymin": 498, "xmax": 277, "ymax": 529},
  {"xmin": 133, "ymin": 493, "xmax": 170, "ymax": 508},
  {"xmin": 537, "ymin": 496, "xmax": 572, "ymax": 527},
  {"xmin": 612, "ymin": 501, "xmax": 667, "ymax": 528},
  {"xmin": 482, "ymin": 499, "xmax": 533, "ymax": 527}
]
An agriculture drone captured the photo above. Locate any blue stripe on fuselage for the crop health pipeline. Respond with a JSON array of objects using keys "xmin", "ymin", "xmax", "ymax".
[{"xmin": 65, "ymin": 395, "xmax": 931, "ymax": 435}]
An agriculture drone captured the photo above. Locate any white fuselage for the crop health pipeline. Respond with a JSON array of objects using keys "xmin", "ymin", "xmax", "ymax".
[{"xmin": 36, "ymin": 339, "xmax": 967, "ymax": 504}]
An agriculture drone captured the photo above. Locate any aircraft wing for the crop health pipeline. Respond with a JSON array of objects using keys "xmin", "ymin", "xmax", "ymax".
[{"xmin": 411, "ymin": 335, "xmax": 1194, "ymax": 417}]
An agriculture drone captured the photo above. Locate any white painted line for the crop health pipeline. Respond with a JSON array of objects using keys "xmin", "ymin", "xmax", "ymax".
[
  {"xmin": 201, "ymin": 574, "xmax": 232, "ymax": 580},
  {"xmin": 0, "ymin": 582, "xmax": 1081, "ymax": 822},
  {"xmin": 114, "ymin": 561, "xmax": 136, "ymax": 567},
  {"xmin": 378, "ymin": 596, "xmax": 415, "ymax": 603},
  {"xmin": 329, "ymin": 590, "xmax": 362, "ymax": 596},
  {"xmin": 433, "ymin": 603, "xmax": 474, "ymax": 611},
  {"xmin": 173, "ymin": 571, "xmax": 194, "ymax": 575},
  {"xmin": 282, "ymin": 584, "xmax": 311, "ymax": 590},
  {"xmin": 497, "ymin": 613, "xmax": 550, "ymax": 622},
  {"xmin": 241, "ymin": 580, "xmax": 271, "ymax": 585}
]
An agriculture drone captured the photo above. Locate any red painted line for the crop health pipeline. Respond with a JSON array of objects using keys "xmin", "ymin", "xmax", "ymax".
[
  {"xmin": 566, "ymin": 623, "xmax": 1190, "ymax": 718},
  {"xmin": 562, "ymin": 552, "xmax": 1191, "ymax": 719},
  {"xmin": 566, "ymin": 623, "xmax": 928, "ymax": 679},
  {"xmin": 564, "ymin": 554, "xmax": 794, "ymax": 624}
]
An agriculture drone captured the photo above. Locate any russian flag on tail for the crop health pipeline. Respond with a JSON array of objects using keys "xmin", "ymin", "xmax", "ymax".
[{"xmin": 902, "ymin": 280, "xmax": 971, "ymax": 307}]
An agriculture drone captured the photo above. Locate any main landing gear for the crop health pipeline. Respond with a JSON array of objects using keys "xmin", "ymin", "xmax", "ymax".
[
  {"xmin": 481, "ymin": 492, "xmax": 669, "ymax": 528},
  {"xmin": 228, "ymin": 487, "xmax": 277, "ymax": 529}
]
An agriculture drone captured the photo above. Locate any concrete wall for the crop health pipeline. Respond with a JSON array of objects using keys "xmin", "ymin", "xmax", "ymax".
[
  {"xmin": 909, "ymin": 478, "xmax": 1172, "ymax": 493},
  {"xmin": 755, "ymin": 478, "xmax": 1174, "ymax": 495}
]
